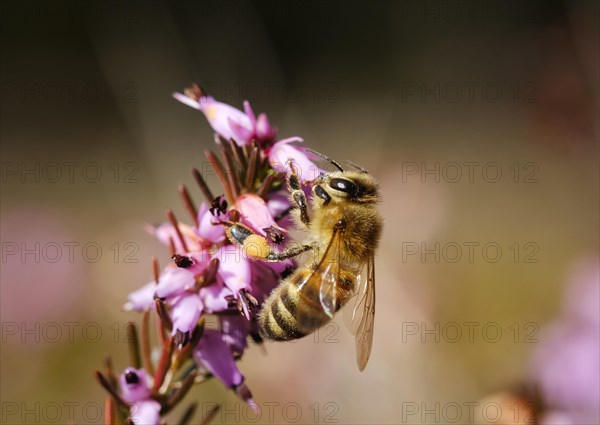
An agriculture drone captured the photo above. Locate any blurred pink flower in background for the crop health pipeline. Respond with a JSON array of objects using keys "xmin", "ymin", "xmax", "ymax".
[
  {"xmin": 0, "ymin": 208, "xmax": 88, "ymax": 324},
  {"xmin": 531, "ymin": 255, "xmax": 600, "ymax": 424}
]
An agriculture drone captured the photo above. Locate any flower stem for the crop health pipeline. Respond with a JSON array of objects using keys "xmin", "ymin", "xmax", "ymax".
[
  {"xmin": 191, "ymin": 167, "xmax": 214, "ymax": 202},
  {"xmin": 126, "ymin": 322, "xmax": 142, "ymax": 369},
  {"xmin": 166, "ymin": 209, "xmax": 189, "ymax": 253},
  {"xmin": 179, "ymin": 184, "xmax": 199, "ymax": 227},
  {"xmin": 104, "ymin": 396, "xmax": 115, "ymax": 425},
  {"xmin": 141, "ymin": 310, "xmax": 155, "ymax": 376},
  {"xmin": 153, "ymin": 337, "xmax": 175, "ymax": 393},
  {"xmin": 205, "ymin": 149, "xmax": 234, "ymax": 205},
  {"xmin": 94, "ymin": 370, "xmax": 128, "ymax": 407}
]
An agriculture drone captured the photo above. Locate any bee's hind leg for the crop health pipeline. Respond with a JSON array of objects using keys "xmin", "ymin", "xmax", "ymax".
[{"xmin": 224, "ymin": 220, "xmax": 316, "ymax": 261}]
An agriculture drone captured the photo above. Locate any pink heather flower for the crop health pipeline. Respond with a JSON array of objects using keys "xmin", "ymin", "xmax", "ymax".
[
  {"xmin": 119, "ymin": 368, "xmax": 160, "ymax": 425},
  {"xmin": 155, "ymin": 267, "xmax": 196, "ymax": 299},
  {"xmin": 268, "ymin": 137, "xmax": 321, "ymax": 182},
  {"xmin": 147, "ymin": 222, "xmax": 201, "ymax": 253},
  {"xmin": 236, "ymin": 193, "xmax": 286, "ymax": 242},
  {"xmin": 220, "ymin": 315, "xmax": 250, "ymax": 355},
  {"xmin": 193, "ymin": 329, "xmax": 256, "ymax": 411},
  {"xmin": 248, "ymin": 261, "xmax": 287, "ymax": 303},
  {"xmin": 180, "ymin": 251, "xmax": 212, "ymax": 275},
  {"xmin": 124, "ymin": 282, "xmax": 156, "ymax": 312},
  {"xmin": 130, "ymin": 400, "xmax": 161, "ymax": 425},
  {"xmin": 256, "ymin": 112, "xmax": 276, "ymax": 141},
  {"xmin": 266, "ymin": 191, "xmax": 294, "ymax": 229},
  {"xmin": 119, "ymin": 368, "xmax": 152, "ymax": 403},
  {"xmin": 214, "ymin": 244, "xmax": 252, "ymax": 295},
  {"xmin": 200, "ymin": 283, "xmax": 234, "ymax": 314},
  {"xmin": 266, "ymin": 191, "xmax": 291, "ymax": 218},
  {"xmin": 172, "ymin": 93, "xmax": 277, "ymax": 145},
  {"xmin": 195, "ymin": 201, "xmax": 227, "ymax": 243},
  {"xmin": 124, "ymin": 253, "xmax": 208, "ymax": 312},
  {"xmin": 194, "ymin": 330, "xmax": 243, "ymax": 389},
  {"xmin": 170, "ymin": 292, "xmax": 203, "ymax": 338}
]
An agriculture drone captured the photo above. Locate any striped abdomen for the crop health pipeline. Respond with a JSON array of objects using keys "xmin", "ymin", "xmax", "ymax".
[{"xmin": 258, "ymin": 266, "xmax": 356, "ymax": 341}]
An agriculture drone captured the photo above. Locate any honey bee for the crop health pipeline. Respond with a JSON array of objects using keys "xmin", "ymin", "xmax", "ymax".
[{"xmin": 225, "ymin": 152, "xmax": 382, "ymax": 371}]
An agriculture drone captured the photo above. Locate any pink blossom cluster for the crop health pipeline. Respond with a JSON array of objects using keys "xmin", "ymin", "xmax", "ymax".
[{"xmin": 96, "ymin": 85, "xmax": 323, "ymax": 425}]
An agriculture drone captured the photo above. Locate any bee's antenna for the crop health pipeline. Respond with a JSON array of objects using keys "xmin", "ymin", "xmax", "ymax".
[
  {"xmin": 306, "ymin": 149, "xmax": 345, "ymax": 172},
  {"xmin": 343, "ymin": 160, "xmax": 368, "ymax": 173}
]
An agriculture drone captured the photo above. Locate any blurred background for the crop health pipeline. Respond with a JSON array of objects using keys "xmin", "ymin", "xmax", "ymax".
[{"xmin": 1, "ymin": 1, "xmax": 598, "ymax": 424}]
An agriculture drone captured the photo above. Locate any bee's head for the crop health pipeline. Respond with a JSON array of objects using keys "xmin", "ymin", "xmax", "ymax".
[
  {"xmin": 322, "ymin": 170, "xmax": 380, "ymax": 204},
  {"xmin": 306, "ymin": 150, "xmax": 379, "ymax": 204}
]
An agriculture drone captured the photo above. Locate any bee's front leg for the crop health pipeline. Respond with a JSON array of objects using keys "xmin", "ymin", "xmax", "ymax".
[
  {"xmin": 286, "ymin": 160, "xmax": 311, "ymax": 228},
  {"xmin": 224, "ymin": 221, "xmax": 315, "ymax": 261}
]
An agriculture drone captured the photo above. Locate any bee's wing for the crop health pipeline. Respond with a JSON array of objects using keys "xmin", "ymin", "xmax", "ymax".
[
  {"xmin": 295, "ymin": 225, "xmax": 342, "ymax": 328},
  {"xmin": 343, "ymin": 255, "xmax": 375, "ymax": 371}
]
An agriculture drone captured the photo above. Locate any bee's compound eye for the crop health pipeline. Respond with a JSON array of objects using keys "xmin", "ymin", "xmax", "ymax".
[
  {"xmin": 329, "ymin": 178, "xmax": 357, "ymax": 195},
  {"xmin": 124, "ymin": 370, "xmax": 140, "ymax": 384}
]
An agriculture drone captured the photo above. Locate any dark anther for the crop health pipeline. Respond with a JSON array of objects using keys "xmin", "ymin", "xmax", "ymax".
[
  {"xmin": 184, "ymin": 84, "xmax": 205, "ymax": 101},
  {"xmin": 263, "ymin": 226, "xmax": 285, "ymax": 244},
  {"xmin": 210, "ymin": 195, "xmax": 228, "ymax": 216},
  {"xmin": 172, "ymin": 254, "xmax": 193, "ymax": 268},
  {"xmin": 242, "ymin": 289, "xmax": 259, "ymax": 307},
  {"xmin": 124, "ymin": 370, "xmax": 139, "ymax": 384},
  {"xmin": 224, "ymin": 294, "xmax": 237, "ymax": 308},
  {"xmin": 174, "ymin": 329, "xmax": 190, "ymax": 348},
  {"xmin": 234, "ymin": 382, "xmax": 254, "ymax": 403}
]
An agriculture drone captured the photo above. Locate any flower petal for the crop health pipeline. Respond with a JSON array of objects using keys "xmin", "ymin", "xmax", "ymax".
[
  {"xmin": 130, "ymin": 400, "xmax": 161, "ymax": 425},
  {"xmin": 243, "ymin": 101, "xmax": 256, "ymax": 128},
  {"xmin": 220, "ymin": 315, "xmax": 249, "ymax": 354},
  {"xmin": 195, "ymin": 202, "xmax": 227, "ymax": 244},
  {"xmin": 193, "ymin": 330, "xmax": 243, "ymax": 388},
  {"xmin": 256, "ymin": 113, "xmax": 276, "ymax": 142},
  {"xmin": 200, "ymin": 283, "xmax": 233, "ymax": 313},
  {"xmin": 155, "ymin": 268, "xmax": 196, "ymax": 299},
  {"xmin": 148, "ymin": 222, "xmax": 200, "ymax": 253},
  {"xmin": 171, "ymin": 293, "xmax": 203, "ymax": 335},
  {"xmin": 269, "ymin": 137, "xmax": 321, "ymax": 182},
  {"xmin": 124, "ymin": 282, "xmax": 156, "ymax": 311},
  {"xmin": 214, "ymin": 245, "xmax": 251, "ymax": 294},
  {"xmin": 172, "ymin": 92, "xmax": 202, "ymax": 110},
  {"xmin": 119, "ymin": 368, "xmax": 151, "ymax": 403},
  {"xmin": 196, "ymin": 96, "xmax": 253, "ymax": 144},
  {"xmin": 187, "ymin": 251, "xmax": 212, "ymax": 274},
  {"xmin": 227, "ymin": 116, "xmax": 254, "ymax": 145},
  {"xmin": 249, "ymin": 261, "xmax": 285, "ymax": 302},
  {"xmin": 236, "ymin": 194, "xmax": 286, "ymax": 239},
  {"xmin": 266, "ymin": 191, "xmax": 291, "ymax": 218}
]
